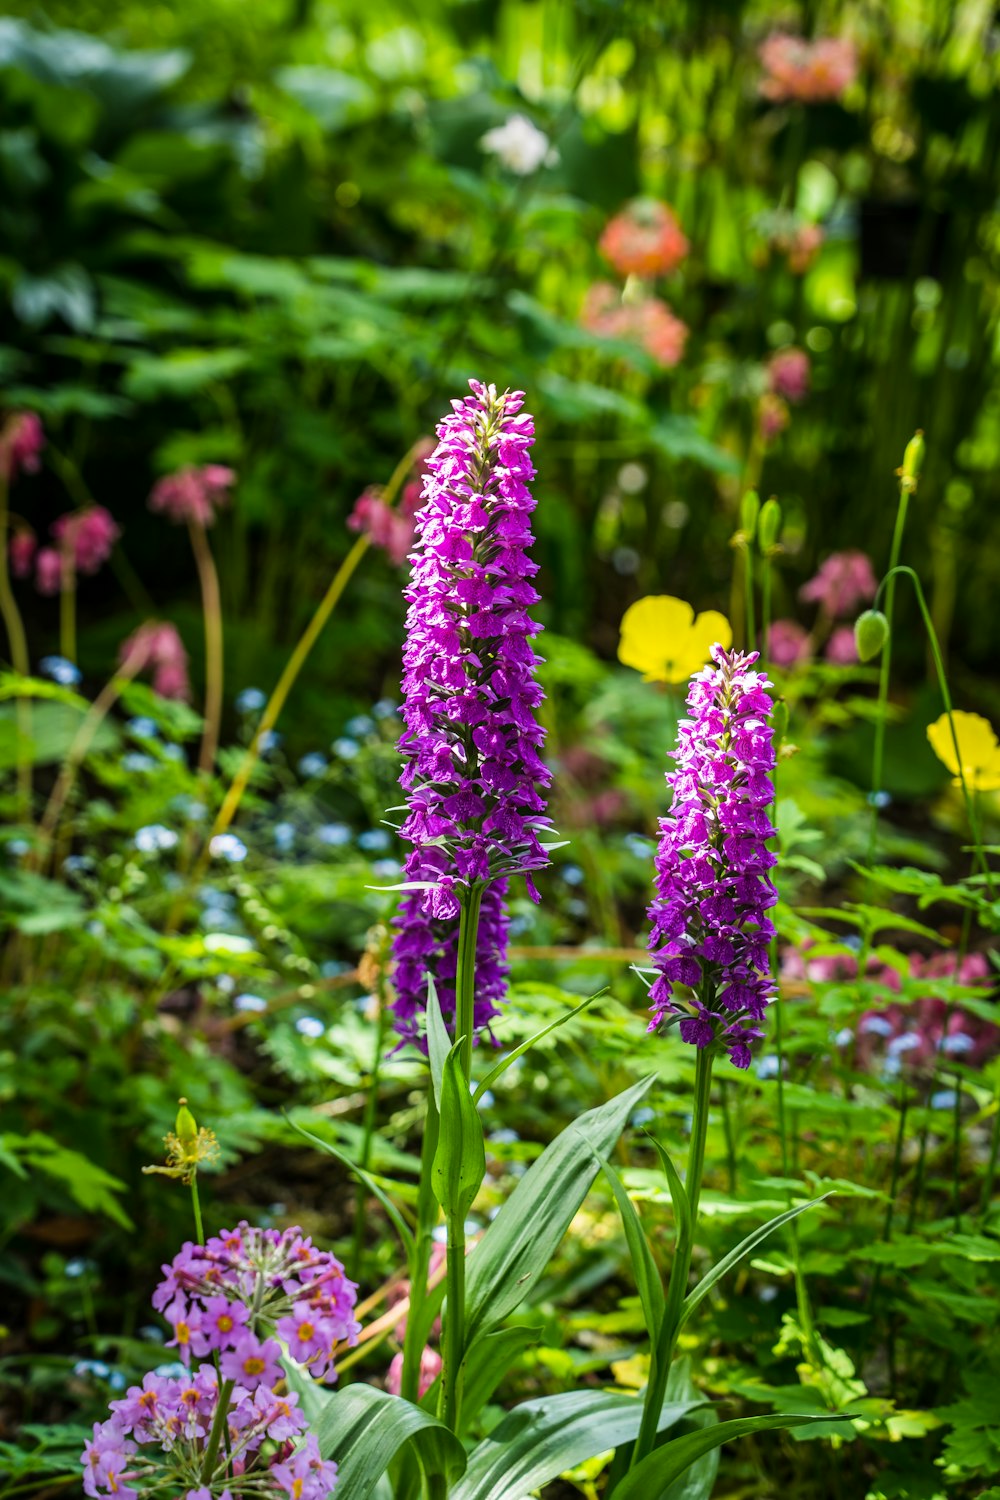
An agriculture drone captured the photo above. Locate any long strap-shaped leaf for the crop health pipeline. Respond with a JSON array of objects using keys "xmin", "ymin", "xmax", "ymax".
[
  {"xmin": 290, "ymin": 1377, "xmax": 466, "ymax": 1500},
  {"xmin": 679, "ymin": 1195, "xmax": 830, "ymax": 1328},
  {"xmin": 451, "ymin": 1390, "xmax": 696, "ymax": 1500},
  {"xmin": 286, "ymin": 1117, "xmax": 415, "ymax": 1260},
  {"xmin": 595, "ymin": 1151, "xmax": 665, "ymax": 1333},
  {"xmin": 464, "ymin": 1074, "xmax": 655, "ymax": 1343},
  {"xmin": 610, "ymin": 1412, "xmax": 852, "ymax": 1498}
]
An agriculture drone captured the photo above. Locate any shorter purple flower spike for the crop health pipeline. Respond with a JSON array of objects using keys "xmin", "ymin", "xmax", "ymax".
[
  {"xmin": 646, "ymin": 644, "xmax": 778, "ymax": 1068},
  {"xmin": 392, "ymin": 876, "xmax": 510, "ymax": 1048}
]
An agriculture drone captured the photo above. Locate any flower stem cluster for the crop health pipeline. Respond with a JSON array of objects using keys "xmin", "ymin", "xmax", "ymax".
[
  {"xmin": 83, "ymin": 1223, "xmax": 357, "ymax": 1499},
  {"xmin": 646, "ymin": 645, "xmax": 778, "ymax": 1068},
  {"xmin": 390, "ymin": 380, "xmax": 552, "ymax": 1045}
]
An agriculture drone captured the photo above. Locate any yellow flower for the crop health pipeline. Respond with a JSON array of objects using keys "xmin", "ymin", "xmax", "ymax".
[
  {"xmin": 618, "ymin": 595, "xmax": 732, "ymax": 683},
  {"xmin": 926, "ymin": 711, "xmax": 1000, "ymax": 793}
]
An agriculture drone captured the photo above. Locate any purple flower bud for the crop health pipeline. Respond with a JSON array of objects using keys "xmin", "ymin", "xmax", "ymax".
[
  {"xmin": 390, "ymin": 381, "xmax": 552, "ymax": 1046},
  {"xmin": 646, "ymin": 645, "xmax": 777, "ymax": 1068}
]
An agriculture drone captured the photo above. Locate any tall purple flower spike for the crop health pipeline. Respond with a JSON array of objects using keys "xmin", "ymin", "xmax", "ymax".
[
  {"xmin": 390, "ymin": 381, "xmax": 552, "ymax": 1046},
  {"xmin": 646, "ymin": 645, "xmax": 777, "ymax": 1069}
]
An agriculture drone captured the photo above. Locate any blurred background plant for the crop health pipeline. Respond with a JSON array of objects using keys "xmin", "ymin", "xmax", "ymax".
[{"xmin": 1, "ymin": 3, "xmax": 1000, "ymax": 1499}]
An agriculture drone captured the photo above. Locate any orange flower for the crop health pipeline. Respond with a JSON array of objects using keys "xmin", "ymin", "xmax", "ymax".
[{"xmin": 599, "ymin": 199, "xmax": 689, "ymax": 278}]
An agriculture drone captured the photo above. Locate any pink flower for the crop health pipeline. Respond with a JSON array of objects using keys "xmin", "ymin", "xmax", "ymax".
[
  {"xmin": 825, "ymin": 625, "xmax": 858, "ymax": 664},
  {"xmin": 757, "ymin": 392, "xmax": 789, "ymax": 442},
  {"xmin": 220, "ymin": 1331, "xmax": 283, "ymax": 1391},
  {"xmin": 163, "ymin": 1295, "xmax": 203, "ymax": 1365},
  {"xmin": 787, "ymin": 222, "xmax": 824, "ymax": 273},
  {"xmin": 759, "ymin": 33, "xmax": 858, "ymax": 104},
  {"xmin": 767, "ymin": 618, "xmax": 811, "ymax": 668},
  {"xmin": 35, "ymin": 546, "xmax": 63, "ymax": 596},
  {"xmin": 599, "ymin": 199, "xmax": 689, "ymax": 278},
  {"xmin": 198, "ymin": 1294, "xmax": 249, "ymax": 1352},
  {"xmin": 149, "ymin": 465, "xmax": 235, "ymax": 527},
  {"xmin": 52, "ymin": 506, "xmax": 120, "ymax": 575},
  {"xmin": 581, "ymin": 283, "xmax": 688, "ymax": 368},
  {"xmin": 276, "ymin": 1304, "xmax": 329, "ymax": 1365},
  {"xmin": 119, "ymin": 621, "xmax": 191, "ymax": 702},
  {"xmin": 348, "ymin": 489, "xmax": 415, "ymax": 566},
  {"xmin": 767, "ymin": 347, "xmax": 810, "ymax": 404},
  {"xmin": 9, "ymin": 531, "xmax": 36, "ymax": 578},
  {"xmin": 0, "ymin": 411, "xmax": 44, "ymax": 483},
  {"xmin": 386, "ymin": 1346, "xmax": 442, "ymax": 1399},
  {"xmin": 800, "ymin": 550, "xmax": 878, "ymax": 617}
]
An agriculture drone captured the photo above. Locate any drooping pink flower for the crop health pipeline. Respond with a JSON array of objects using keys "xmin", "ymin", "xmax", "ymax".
[
  {"xmin": 759, "ymin": 34, "xmax": 858, "ymax": 104},
  {"xmin": 825, "ymin": 625, "xmax": 858, "ymax": 664},
  {"xmin": 767, "ymin": 347, "xmax": 810, "ymax": 403},
  {"xmin": 0, "ymin": 411, "xmax": 44, "ymax": 483},
  {"xmin": 599, "ymin": 199, "xmax": 689, "ymax": 278},
  {"xmin": 119, "ymin": 621, "xmax": 191, "ymax": 702},
  {"xmin": 348, "ymin": 489, "xmax": 416, "ymax": 567},
  {"xmin": 35, "ymin": 546, "xmax": 63, "ymax": 596},
  {"xmin": 52, "ymin": 506, "xmax": 120, "ymax": 575},
  {"xmin": 9, "ymin": 531, "xmax": 36, "ymax": 578},
  {"xmin": 582, "ymin": 283, "xmax": 688, "ymax": 368},
  {"xmin": 148, "ymin": 465, "xmax": 235, "ymax": 527},
  {"xmin": 799, "ymin": 550, "xmax": 878, "ymax": 617},
  {"xmin": 757, "ymin": 393, "xmax": 789, "ymax": 442},
  {"xmin": 386, "ymin": 1346, "xmax": 442, "ymax": 1399},
  {"xmin": 767, "ymin": 619, "xmax": 811, "ymax": 669}
]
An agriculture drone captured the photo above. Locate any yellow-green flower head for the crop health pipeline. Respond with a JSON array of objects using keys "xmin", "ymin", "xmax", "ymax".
[
  {"xmin": 927, "ymin": 711, "xmax": 1000, "ymax": 793},
  {"xmin": 618, "ymin": 595, "xmax": 732, "ymax": 684}
]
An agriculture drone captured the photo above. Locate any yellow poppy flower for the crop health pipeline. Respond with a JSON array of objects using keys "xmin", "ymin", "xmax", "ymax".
[
  {"xmin": 926, "ymin": 711, "xmax": 1000, "ymax": 793},
  {"xmin": 618, "ymin": 595, "xmax": 733, "ymax": 684}
]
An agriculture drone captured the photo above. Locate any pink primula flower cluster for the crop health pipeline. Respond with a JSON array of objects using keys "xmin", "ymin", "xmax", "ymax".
[
  {"xmin": 0, "ymin": 410, "xmax": 44, "ymax": 483},
  {"xmin": 348, "ymin": 439, "xmax": 434, "ymax": 567},
  {"xmin": 120, "ymin": 620, "xmax": 191, "ymax": 702},
  {"xmin": 599, "ymin": 199, "xmax": 689, "ymax": 278},
  {"xmin": 149, "ymin": 465, "xmax": 235, "ymax": 527},
  {"xmin": 83, "ymin": 1222, "xmax": 356, "ymax": 1500},
  {"xmin": 11, "ymin": 506, "xmax": 120, "ymax": 595},
  {"xmin": 759, "ymin": 33, "xmax": 858, "ymax": 104},
  {"xmin": 582, "ymin": 283, "xmax": 689, "ymax": 368},
  {"xmin": 800, "ymin": 549, "xmax": 878, "ymax": 617}
]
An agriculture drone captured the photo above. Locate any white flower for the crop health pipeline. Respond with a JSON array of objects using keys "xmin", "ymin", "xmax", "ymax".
[{"xmin": 480, "ymin": 113, "xmax": 555, "ymax": 175}]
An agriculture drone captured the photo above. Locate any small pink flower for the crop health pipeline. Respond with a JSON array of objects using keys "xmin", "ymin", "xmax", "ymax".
[
  {"xmin": 825, "ymin": 625, "xmax": 858, "ymax": 664},
  {"xmin": 119, "ymin": 621, "xmax": 191, "ymax": 702},
  {"xmin": 220, "ymin": 1331, "xmax": 282, "ymax": 1391},
  {"xmin": 348, "ymin": 490, "xmax": 415, "ymax": 567},
  {"xmin": 52, "ymin": 506, "xmax": 120, "ymax": 575},
  {"xmin": 35, "ymin": 546, "xmax": 62, "ymax": 596},
  {"xmin": 767, "ymin": 619, "xmax": 811, "ymax": 669},
  {"xmin": 0, "ymin": 411, "xmax": 44, "ymax": 483},
  {"xmin": 581, "ymin": 283, "xmax": 688, "ymax": 368},
  {"xmin": 599, "ymin": 199, "xmax": 689, "ymax": 278},
  {"xmin": 767, "ymin": 347, "xmax": 810, "ymax": 404},
  {"xmin": 9, "ymin": 531, "xmax": 36, "ymax": 578},
  {"xmin": 759, "ymin": 33, "xmax": 858, "ymax": 104},
  {"xmin": 800, "ymin": 550, "xmax": 878, "ymax": 617},
  {"xmin": 757, "ymin": 392, "xmax": 789, "ymax": 442},
  {"xmin": 787, "ymin": 222, "xmax": 824, "ymax": 273},
  {"xmin": 149, "ymin": 465, "xmax": 235, "ymax": 527},
  {"xmin": 386, "ymin": 1346, "xmax": 442, "ymax": 1399}
]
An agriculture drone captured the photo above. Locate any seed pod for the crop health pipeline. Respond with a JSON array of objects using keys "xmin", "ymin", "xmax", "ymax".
[
  {"xmin": 758, "ymin": 497, "xmax": 782, "ymax": 551},
  {"xmin": 740, "ymin": 489, "xmax": 761, "ymax": 540},
  {"xmin": 900, "ymin": 431, "xmax": 925, "ymax": 490},
  {"xmin": 855, "ymin": 609, "xmax": 889, "ymax": 662}
]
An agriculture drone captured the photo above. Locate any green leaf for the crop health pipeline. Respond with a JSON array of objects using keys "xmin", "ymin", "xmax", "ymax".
[
  {"xmin": 432, "ymin": 1042, "xmax": 485, "ymax": 1222},
  {"xmin": 474, "ymin": 990, "xmax": 603, "ymax": 1103},
  {"xmin": 451, "ymin": 1390, "xmax": 695, "ymax": 1500},
  {"xmin": 425, "ymin": 973, "xmax": 450, "ymax": 1113},
  {"xmin": 680, "ymin": 1196, "xmax": 830, "ymax": 1328},
  {"xmin": 123, "ymin": 347, "xmax": 249, "ymax": 400},
  {"xmin": 464, "ymin": 1075, "xmax": 654, "ymax": 1344},
  {"xmin": 596, "ymin": 1152, "xmax": 664, "ymax": 1336},
  {"xmin": 285, "ymin": 1116, "xmax": 414, "ymax": 1260},
  {"xmin": 647, "ymin": 1134, "xmax": 692, "ymax": 1259},
  {"xmin": 3, "ymin": 1132, "xmax": 132, "ymax": 1228},
  {"xmin": 610, "ymin": 1414, "xmax": 852, "ymax": 1498},
  {"xmin": 460, "ymin": 1326, "xmax": 538, "ymax": 1426},
  {"xmin": 289, "ymin": 1377, "xmax": 465, "ymax": 1500},
  {"xmin": 275, "ymin": 66, "xmax": 378, "ymax": 131}
]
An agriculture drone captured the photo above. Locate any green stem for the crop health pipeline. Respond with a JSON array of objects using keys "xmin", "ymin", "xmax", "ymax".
[
  {"xmin": 188, "ymin": 519, "xmax": 224, "ymax": 777},
  {"xmin": 352, "ymin": 987, "xmax": 388, "ymax": 1273},
  {"xmin": 59, "ymin": 548, "xmax": 76, "ymax": 666},
  {"xmin": 400, "ymin": 1094, "xmax": 440, "ymax": 1404},
  {"xmin": 980, "ymin": 1092, "xmax": 1000, "ymax": 1220},
  {"xmin": 868, "ymin": 481, "xmax": 910, "ymax": 864},
  {"xmin": 190, "ymin": 1174, "xmax": 205, "ymax": 1246},
  {"xmin": 743, "ymin": 543, "xmax": 756, "ymax": 655},
  {"xmin": 760, "ymin": 551, "xmax": 773, "ymax": 669},
  {"xmin": 952, "ymin": 1070, "xmax": 964, "ymax": 1231},
  {"xmin": 873, "ymin": 565, "xmax": 993, "ymax": 895},
  {"xmin": 200, "ymin": 1377, "xmax": 235, "ymax": 1481},
  {"xmin": 441, "ymin": 886, "xmax": 484, "ymax": 1433},
  {"xmin": 633, "ymin": 1047, "xmax": 714, "ymax": 1466}
]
